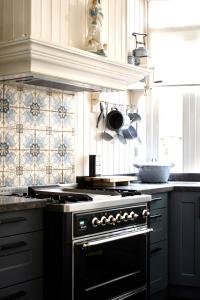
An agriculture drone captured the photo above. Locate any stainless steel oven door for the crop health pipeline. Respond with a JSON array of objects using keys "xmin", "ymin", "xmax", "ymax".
[{"xmin": 74, "ymin": 228, "xmax": 152, "ymax": 300}]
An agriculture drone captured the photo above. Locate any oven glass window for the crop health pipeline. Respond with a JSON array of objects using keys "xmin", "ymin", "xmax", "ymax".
[{"xmin": 74, "ymin": 233, "xmax": 147, "ymax": 300}]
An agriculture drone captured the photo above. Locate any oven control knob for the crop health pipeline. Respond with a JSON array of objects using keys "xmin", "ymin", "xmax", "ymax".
[
  {"xmin": 100, "ymin": 216, "xmax": 109, "ymax": 226},
  {"xmin": 129, "ymin": 211, "xmax": 139, "ymax": 220},
  {"xmin": 108, "ymin": 215, "xmax": 116, "ymax": 225},
  {"xmin": 92, "ymin": 217, "xmax": 101, "ymax": 227},
  {"xmin": 122, "ymin": 212, "xmax": 129, "ymax": 222},
  {"xmin": 142, "ymin": 209, "xmax": 150, "ymax": 217},
  {"xmin": 115, "ymin": 213, "xmax": 122, "ymax": 223}
]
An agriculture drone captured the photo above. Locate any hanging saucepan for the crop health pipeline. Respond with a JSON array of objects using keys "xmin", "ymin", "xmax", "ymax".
[
  {"xmin": 106, "ymin": 107, "xmax": 124, "ymax": 131},
  {"xmin": 128, "ymin": 112, "xmax": 141, "ymax": 123},
  {"xmin": 122, "ymin": 124, "xmax": 138, "ymax": 139}
]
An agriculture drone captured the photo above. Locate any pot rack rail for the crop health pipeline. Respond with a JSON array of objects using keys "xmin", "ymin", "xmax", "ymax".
[{"xmin": 98, "ymin": 101, "xmax": 138, "ymax": 112}]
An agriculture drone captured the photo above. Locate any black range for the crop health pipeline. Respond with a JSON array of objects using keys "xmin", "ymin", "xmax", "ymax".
[{"xmin": 28, "ymin": 185, "xmax": 152, "ymax": 300}]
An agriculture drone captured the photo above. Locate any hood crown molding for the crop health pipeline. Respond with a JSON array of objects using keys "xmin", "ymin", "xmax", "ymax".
[{"xmin": 0, "ymin": 38, "xmax": 149, "ymax": 91}]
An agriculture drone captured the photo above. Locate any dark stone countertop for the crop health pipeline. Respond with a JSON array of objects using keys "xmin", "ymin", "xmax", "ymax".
[
  {"xmin": 0, "ymin": 195, "xmax": 47, "ymax": 212},
  {"xmin": 99, "ymin": 181, "xmax": 200, "ymax": 194},
  {"xmin": 2, "ymin": 181, "xmax": 200, "ymax": 212}
]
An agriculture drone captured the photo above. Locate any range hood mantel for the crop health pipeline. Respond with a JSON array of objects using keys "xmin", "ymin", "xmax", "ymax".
[{"xmin": 0, "ymin": 38, "xmax": 149, "ymax": 91}]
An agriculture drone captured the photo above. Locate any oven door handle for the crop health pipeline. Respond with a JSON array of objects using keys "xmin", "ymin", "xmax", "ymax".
[{"xmin": 81, "ymin": 228, "xmax": 153, "ymax": 248}]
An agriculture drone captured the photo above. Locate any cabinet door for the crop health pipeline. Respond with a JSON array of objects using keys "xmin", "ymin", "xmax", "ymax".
[
  {"xmin": 151, "ymin": 193, "xmax": 168, "ymax": 210},
  {"xmin": 0, "ymin": 209, "xmax": 43, "ymax": 237},
  {"xmin": 150, "ymin": 240, "xmax": 168, "ymax": 294},
  {"xmin": 150, "ymin": 208, "xmax": 167, "ymax": 244},
  {"xmin": 169, "ymin": 191, "xmax": 200, "ymax": 286},
  {"xmin": 0, "ymin": 278, "xmax": 43, "ymax": 300},
  {"xmin": 0, "ymin": 231, "xmax": 43, "ymax": 289},
  {"xmin": 150, "ymin": 193, "xmax": 168, "ymax": 295}
]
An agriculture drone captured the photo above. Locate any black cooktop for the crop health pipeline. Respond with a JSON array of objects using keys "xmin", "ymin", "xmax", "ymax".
[{"xmin": 27, "ymin": 185, "xmax": 141, "ymax": 203}]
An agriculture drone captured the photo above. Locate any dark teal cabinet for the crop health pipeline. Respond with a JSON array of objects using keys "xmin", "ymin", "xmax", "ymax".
[
  {"xmin": 150, "ymin": 193, "xmax": 168, "ymax": 295},
  {"xmin": 169, "ymin": 192, "xmax": 200, "ymax": 287},
  {"xmin": 0, "ymin": 209, "xmax": 43, "ymax": 299}
]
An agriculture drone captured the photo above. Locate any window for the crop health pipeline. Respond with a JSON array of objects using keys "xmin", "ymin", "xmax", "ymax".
[
  {"xmin": 146, "ymin": 0, "xmax": 200, "ymax": 172},
  {"xmin": 152, "ymin": 87, "xmax": 183, "ymax": 172}
]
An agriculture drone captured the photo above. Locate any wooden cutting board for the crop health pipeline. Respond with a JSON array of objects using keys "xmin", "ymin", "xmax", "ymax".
[{"xmin": 84, "ymin": 176, "xmax": 137, "ymax": 186}]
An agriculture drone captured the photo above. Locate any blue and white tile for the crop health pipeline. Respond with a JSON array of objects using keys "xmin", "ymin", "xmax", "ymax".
[
  {"xmin": 50, "ymin": 151, "xmax": 62, "ymax": 168},
  {"xmin": 63, "ymin": 169, "xmax": 75, "ymax": 184},
  {"xmin": 34, "ymin": 151, "xmax": 49, "ymax": 170},
  {"xmin": 0, "ymin": 84, "xmax": 3, "ymax": 99},
  {"xmin": 21, "ymin": 88, "xmax": 35, "ymax": 108},
  {"xmin": 4, "ymin": 171, "xmax": 20, "ymax": 187},
  {"xmin": 34, "ymin": 170, "xmax": 49, "ymax": 185},
  {"xmin": 49, "ymin": 111, "xmax": 62, "ymax": 130},
  {"xmin": 50, "ymin": 91, "xmax": 62, "ymax": 111},
  {"xmin": 19, "ymin": 171, "xmax": 34, "ymax": 186},
  {"xmin": 20, "ymin": 130, "xmax": 35, "ymax": 150},
  {"xmin": 50, "ymin": 132, "xmax": 62, "ymax": 150},
  {"xmin": 34, "ymin": 110, "xmax": 49, "ymax": 130},
  {"xmin": 4, "ymin": 85, "xmax": 19, "ymax": 107},
  {"xmin": 49, "ymin": 170, "xmax": 63, "ymax": 184},
  {"xmin": 63, "ymin": 132, "xmax": 75, "ymax": 150},
  {"xmin": 4, "ymin": 130, "xmax": 19, "ymax": 149},
  {"xmin": 4, "ymin": 150, "xmax": 19, "ymax": 171},
  {"xmin": 63, "ymin": 152, "xmax": 75, "ymax": 169},
  {"xmin": 0, "ymin": 113, "xmax": 3, "ymax": 127},
  {"xmin": 0, "ymin": 128, "xmax": 3, "ymax": 143},
  {"xmin": 36, "ymin": 89, "xmax": 49, "ymax": 110},
  {"xmin": 20, "ymin": 150, "xmax": 35, "ymax": 170},
  {"xmin": 63, "ymin": 114, "xmax": 75, "ymax": 130},
  {"xmin": 63, "ymin": 94, "xmax": 76, "ymax": 113},
  {"xmin": 36, "ymin": 131, "xmax": 49, "ymax": 150},
  {"xmin": 0, "ymin": 172, "xmax": 4, "ymax": 186},
  {"xmin": 4, "ymin": 107, "xmax": 20, "ymax": 128},
  {"xmin": 0, "ymin": 156, "xmax": 4, "ymax": 170},
  {"xmin": 20, "ymin": 108, "xmax": 35, "ymax": 129}
]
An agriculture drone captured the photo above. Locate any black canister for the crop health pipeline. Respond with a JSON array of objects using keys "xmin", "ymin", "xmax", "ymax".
[{"xmin": 89, "ymin": 155, "xmax": 101, "ymax": 177}]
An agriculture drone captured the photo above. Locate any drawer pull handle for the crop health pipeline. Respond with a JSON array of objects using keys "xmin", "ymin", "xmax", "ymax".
[
  {"xmin": 150, "ymin": 247, "xmax": 162, "ymax": 254},
  {"xmin": 0, "ymin": 217, "xmax": 26, "ymax": 225},
  {"xmin": 0, "ymin": 290, "xmax": 27, "ymax": 300},
  {"xmin": 150, "ymin": 214, "xmax": 162, "ymax": 219},
  {"xmin": 0, "ymin": 241, "xmax": 27, "ymax": 252},
  {"xmin": 151, "ymin": 197, "xmax": 162, "ymax": 202}
]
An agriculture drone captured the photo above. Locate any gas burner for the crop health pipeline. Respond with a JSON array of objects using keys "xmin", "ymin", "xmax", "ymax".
[
  {"xmin": 92, "ymin": 188, "xmax": 141, "ymax": 197},
  {"xmin": 54, "ymin": 193, "xmax": 93, "ymax": 203},
  {"xmin": 116, "ymin": 190, "xmax": 141, "ymax": 197}
]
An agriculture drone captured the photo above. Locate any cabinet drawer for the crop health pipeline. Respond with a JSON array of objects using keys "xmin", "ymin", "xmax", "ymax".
[
  {"xmin": 150, "ymin": 208, "xmax": 167, "ymax": 244},
  {"xmin": 150, "ymin": 240, "xmax": 168, "ymax": 295},
  {"xmin": 150, "ymin": 193, "xmax": 167, "ymax": 210},
  {"xmin": 0, "ymin": 209, "xmax": 43, "ymax": 238},
  {"xmin": 0, "ymin": 231, "xmax": 43, "ymax": 289},
  {"xmin": 0, "ymin": 278, "xmax": 43, "ymax": 300}
]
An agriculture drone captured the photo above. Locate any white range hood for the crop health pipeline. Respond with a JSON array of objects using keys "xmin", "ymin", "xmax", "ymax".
[{"xmin": 0, "ymin": 38, "xmax": 149, "ymax": 91}]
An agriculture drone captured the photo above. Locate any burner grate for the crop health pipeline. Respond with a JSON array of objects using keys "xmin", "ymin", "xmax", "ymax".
[{"xmin": 56, "ymin": 193, "xmax": 93, "ymax": 203}]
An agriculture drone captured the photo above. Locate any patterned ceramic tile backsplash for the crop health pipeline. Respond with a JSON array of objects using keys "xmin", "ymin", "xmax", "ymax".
[{"xmin": 0, "ymin": 83, "xmax": 76, "ymax": 187}]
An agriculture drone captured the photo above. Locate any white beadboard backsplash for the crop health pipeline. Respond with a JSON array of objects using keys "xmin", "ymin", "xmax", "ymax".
[{"xmin": 76, "ymin": 90, "xmax": 137, "ymax": 177}]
